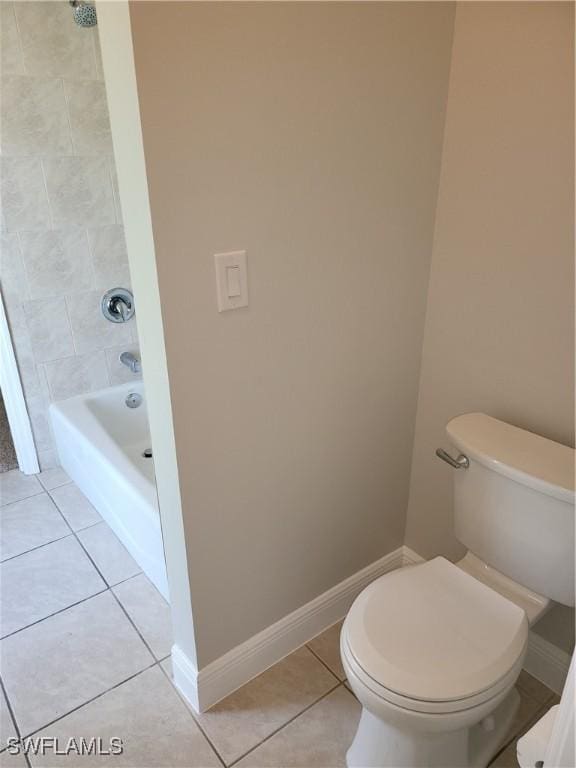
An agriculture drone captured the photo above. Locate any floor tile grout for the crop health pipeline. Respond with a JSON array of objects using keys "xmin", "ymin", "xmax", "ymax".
[
  {"xmin": 0, "ymin": 587, "xmax": 109, "ymax": 641},
  {"xmin": 305, "ymin": 641, "xmax": 345, "ymax": 684},
  {"xmin": 0, "ymin": 567, "xmax": 144, "ymax": 642},
  {"xmin": 157, "ymin": 656, "xmax": 227, "ymax": 768},
  {"xmin": 37, "ymin": 479, "xmax": 73, "ymax": 493},
  {"xmin": 0, "ymin": 530, "xmax": 74, "ymax": 564},
  {"xmin": 228, "ymin": 681, "xmax": 344, "ymax": 767},
  {"xmin": 487, "ymin": 700, "xmax": 551, "ymax": 766},
  {"xmin": 21, "ymin": 661, "xmax": 160, "ymax": 740},
  {"xmin": 55, "ymin": 500, "xmax": 159, "ymax": 662},
  {"xmin": 0, "ymin": 674, "xmax": 32, "ymax": 768},
  {"xmin": 1, "ymin": 485, "xmax": 103, "ymax": 564},
  {"xmin": 0, "ymin": 489, "xmax": 45, "ymax": 510}
]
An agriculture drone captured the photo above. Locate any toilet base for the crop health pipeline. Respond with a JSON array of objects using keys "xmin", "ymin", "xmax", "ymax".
[{"xmin": 346, "ymin": 688, "xmax": 520, "ymax": 768}]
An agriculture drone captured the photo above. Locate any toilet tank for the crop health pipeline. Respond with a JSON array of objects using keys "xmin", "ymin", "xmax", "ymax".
[{"xmin": 446, "ymin": 413, "xmax": 575, "ymax": 607}]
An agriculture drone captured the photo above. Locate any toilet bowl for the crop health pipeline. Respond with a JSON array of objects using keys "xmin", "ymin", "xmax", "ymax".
[
  {"xmin": 341, "ymin": 557, "xmax": 528, "ymax": 767},
  {"xmin": 341, "ymin": 413, "xmax": 575, "ymax": 768}
]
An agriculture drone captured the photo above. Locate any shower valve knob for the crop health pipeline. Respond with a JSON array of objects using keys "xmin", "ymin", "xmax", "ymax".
[{"xmin": 101, "ymin": 288, "xmax": 135, "ymax": 323}]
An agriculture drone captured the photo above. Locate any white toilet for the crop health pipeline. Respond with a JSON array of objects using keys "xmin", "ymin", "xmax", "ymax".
[{"xmin": 341, "ymin": 413, "xmax": 575, "ymax": 768}]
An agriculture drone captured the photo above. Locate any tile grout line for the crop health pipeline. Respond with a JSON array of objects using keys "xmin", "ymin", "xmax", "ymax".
[
  {"xmin": 228, "ymin": 681, "xmax": 344, "ymax": 767},
  {"xmin": 157, "ymin": 659, "xmax": 227, "ymax": 768},
  {"xmin": 50, "ymin": 494, "xmax": 159, "ymax": 663},
  {"xmin": 0, "ymin": 587, "xmax": 109, "ymax": 642},
  {"xmin": 0, "ymin": 674, "xmax": 32, "ymax": 768},
  {"xmin": 0, "ymin": 530, "xmax": 74, "ymax": 564},
  {"xmin": 305, "ymin": 642, "xmax": 345, "ymax": 685},
  {"xmin": 0, "ymin": 487, "xmax": 46, "ymax": 510},
  {"xmin": 43, "ymin": 486, "xmax": 160, "ymax": 659},
  {"xmin": 21, "ymin": 661, "xmax": 160, "ymax": 741},
  {"xmin": 488, "ymin": 700, "xmax": 552, "ymax": 766}
]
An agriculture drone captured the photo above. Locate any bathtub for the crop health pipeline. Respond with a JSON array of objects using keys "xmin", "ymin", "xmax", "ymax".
[{"xmin": 50, "ymin": 382, "xmax": 169, "ymax": 600}]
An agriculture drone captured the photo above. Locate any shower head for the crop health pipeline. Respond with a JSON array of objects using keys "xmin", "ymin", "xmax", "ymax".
[{"xmin": 70, "ymin": 0, "xmax": 97, "ymax": 27}]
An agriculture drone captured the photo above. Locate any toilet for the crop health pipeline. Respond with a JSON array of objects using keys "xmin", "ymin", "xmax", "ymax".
[{"xmin": 341, "ymin": 413, "xmax": 575, "ymax": 768}]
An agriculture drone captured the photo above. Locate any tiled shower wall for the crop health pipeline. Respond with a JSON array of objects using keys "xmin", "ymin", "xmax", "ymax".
[{"xmin": 0, "ymin": 1, "xmax": 141, "ymax": 469}]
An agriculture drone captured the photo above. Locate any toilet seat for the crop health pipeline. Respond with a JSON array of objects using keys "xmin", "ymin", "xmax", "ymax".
[{"xmin": 342, "ymin": 557, "xmax": 529, "ymax": 715}]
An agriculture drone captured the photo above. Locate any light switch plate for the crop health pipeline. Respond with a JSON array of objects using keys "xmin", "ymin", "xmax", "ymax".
[{"xmin": 214, "ymin": 250, "xmax": 248, "ymax": 312}]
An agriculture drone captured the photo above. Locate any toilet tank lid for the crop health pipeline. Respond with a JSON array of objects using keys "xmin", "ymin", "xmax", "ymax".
[{"xmin": 447, "ymin": 413, "xmax": 575, "ymax": 503}]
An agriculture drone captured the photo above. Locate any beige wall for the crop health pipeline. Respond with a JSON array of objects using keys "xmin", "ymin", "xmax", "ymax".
[
  {"xmin": 130, "ymin": 1, "xmax": 455, "ymax": 665},
  {"xmin": 0, "ymin": 1, "xmax": 140, "ymax": 471},
  {"xmin": 405, "ymin": 2, "xmax": 574, "ymax": 651}
]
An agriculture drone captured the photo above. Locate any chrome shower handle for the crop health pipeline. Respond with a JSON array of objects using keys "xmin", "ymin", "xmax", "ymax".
[{"xmin": 435, "ymin": 448, "xmax": 469, "ymax": 469}]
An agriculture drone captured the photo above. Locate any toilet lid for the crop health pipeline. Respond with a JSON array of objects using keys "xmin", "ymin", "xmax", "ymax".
[{"xmin": 344, "ymin": 557, "xmax": 528, "ymax": 703}]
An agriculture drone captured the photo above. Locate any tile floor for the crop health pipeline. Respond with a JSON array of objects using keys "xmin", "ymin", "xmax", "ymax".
[{"xmin": 0, "ymin": 468, "xmax": 559, "ymax": 767}]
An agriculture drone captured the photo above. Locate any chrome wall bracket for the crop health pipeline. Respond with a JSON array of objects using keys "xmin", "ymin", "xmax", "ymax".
[{"xmin": 435, "ymin": 448, "xmax": 469, "ymax": 469}]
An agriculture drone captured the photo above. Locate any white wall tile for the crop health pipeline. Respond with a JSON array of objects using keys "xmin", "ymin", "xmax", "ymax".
[
  {"xmin": 1, "ymin": 157, "xmax": 51, "ymax": 232},
  {"xmin": 92, "ymin": 31, "xmax": 104, "ymax": 81},
  {"xmin": 37, "ymin": 448, "xmax": 60, "ymax": 471},
  {"xmin": 22, "ymin": 297, "xmax": 75, "ymax": 364},
  {"xmin": 44, "ymin": 350, "xmax": 109, "ymax": 401},
  {"xmin": 109, "ymin": 161, "xmax": 123, "ymax": 223},
  {"xmin": 1, "ymin": 3, "xmax": 25, "ymax": 76},
  {"xmin": 19, "ymin": 229, "xmax": 93, "ymax": 300},
  {"xmin": 66, "ymin": 289, "xmax": 132, "ymax": 354},
  {"xmin": 87, "ymin": 225, "xmax": 131, "ymax": 288},
  {"xmin": 0, "ymin": 233, "xmax": 29, "ymax": 307},
  {"xmin": 26, "ymin": 392, "xmax": 53, "ymax": 453},
  {"xmin": 43, "ymin": 157, "xmax": 116, "ymax": 229},
  {"xmin": 14, "ymin": 1, "xmax": 97, "ymax": 80},
  {"xmin": 1, "ymin": 76, "xmax": 72, "ymax": 156},
  {"xmin": 64, "ymin": 80, "xmax": 113, "ymax": 155}
]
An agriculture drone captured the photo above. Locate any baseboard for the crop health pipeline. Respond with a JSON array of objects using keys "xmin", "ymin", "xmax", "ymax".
[
  {"xmin": 402, "ymin": 545, "xmax": 425, "ymax": 566},
  {"xmin": 173, "ymin": 545, "xmax": 408, "ymax": 712},
  {"xmin": 401, "ymin": 547, "xmax": 571, "ymax": 696},
  {"xmin": 524, "ymin": 631, "xmax": 571, "ymax": 695}
]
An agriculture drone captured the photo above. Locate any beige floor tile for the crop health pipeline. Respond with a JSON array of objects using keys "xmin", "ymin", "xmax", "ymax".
[
  {"xmin": 50, "ymin": 484, "xmax": 101, "ymax": 531},
  {"xmin": 1, "ymin": 536, "xmax": 105, "ymax": 637},
  {"xmin": 237, "ymin": 685, "xmax": 360, "ymax": 767},
  {"xmin": 113, "ymin": 574, "xmax": 173, "ymax": 660},
  {"xmin": 1, "ymin": 592, "xmax": 153, "ymax": 736},
  {"xmin": 0, "ymin": 686, "xmax": 18, "ymax": 750},
  {"xmin": 29, "ymin": 666, "xmax": 220, "ymax": 767},
  {"xmin": 0, "ymin": 470, "xmax": 42, "ymax": 507},
  {"xmin": 196, "ymin": 647, "xmax": 338, "ymax": 765},
  {"xmin": 489, "ymin": 743, "xmax": 519, "ymax": 768},
  {"xmin": 516, "ymin": 671, "xmax": 554, "ymax": 705},
  {"xmin": 0, "ymin": 494, "xmax": 70, "ymax": 562},
  {"xmin": 37, "ymin": 468, "xmax": 71, "ymax": 492},
  {"xmin": 0, "ymin": 750, "xmax": 28, "ymax": 767},
  {"xmin": 77, "ymin": 523, "xmax": 140, "ymax": 585},
  {"xmin": 307, "ymin": 621, "xmax": 345, "ymax": 680},
  {"xmin": 502, "ymin": 687, "xmax": 546, "ymax": 749}
]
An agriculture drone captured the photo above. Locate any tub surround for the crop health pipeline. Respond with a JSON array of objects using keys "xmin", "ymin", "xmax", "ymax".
[{"xmin": 0, "ymin": 1, "xmax": 140, "ymax": 470}]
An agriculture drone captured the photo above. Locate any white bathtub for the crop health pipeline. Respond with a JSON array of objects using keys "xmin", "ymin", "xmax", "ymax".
[{"xmin": 50, "ymin": 382, "xmax": 169, "ymax": 600}]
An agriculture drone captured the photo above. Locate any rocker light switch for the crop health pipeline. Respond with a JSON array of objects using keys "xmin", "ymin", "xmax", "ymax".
[
  {"xmin": 215, "ymin": 250, "xmax": 248, "ymax": 312},
  {"xmin": 226, "ymin": 265, "xmax": 241, "ymax": 298}
]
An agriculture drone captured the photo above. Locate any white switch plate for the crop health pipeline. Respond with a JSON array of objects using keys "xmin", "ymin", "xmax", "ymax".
[{"xmin": 214, "ymin": 250, "xmax": 248, "ymax": 312}]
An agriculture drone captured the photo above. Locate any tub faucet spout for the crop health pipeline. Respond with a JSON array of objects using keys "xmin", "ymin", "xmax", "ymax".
[{"xmin": 120, "ymin": 351, "xmax": 141, "ymax": 374}]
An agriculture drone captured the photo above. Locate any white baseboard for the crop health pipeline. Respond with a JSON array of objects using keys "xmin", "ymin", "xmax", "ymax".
[
  {"xmin": 401, "ymin": 547, "xmax": 571, "ymax": 695},
  {"xmin": 402, "ymin": 545, "xmax": 425, "ymax": 566},
  {"xmin": 524, "ymin": 631, "xmax": 571, "ymax": 696},
  {"xmin": 172, "ymin": 545, "xmax": 408, "ymax": 712},
  {"xmin": 171, "ymin": 543, "xmax": 571, "ymax": 713}
]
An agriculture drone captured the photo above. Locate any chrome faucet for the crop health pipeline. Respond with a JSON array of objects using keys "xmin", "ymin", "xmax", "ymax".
[{"xmin": 120, "ymin": 351, "xmax": 141, "ymax": 374}]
